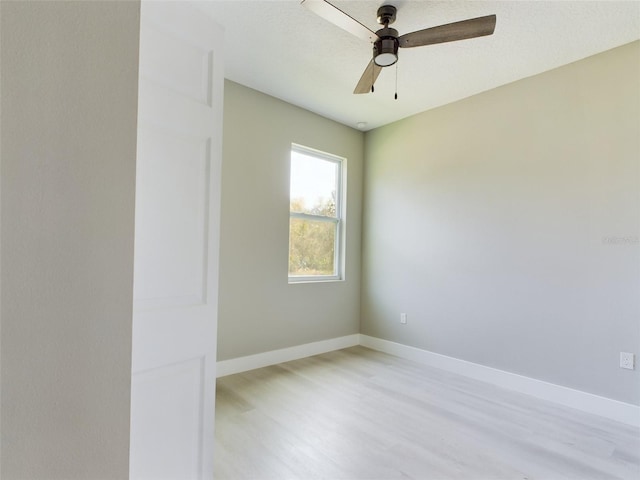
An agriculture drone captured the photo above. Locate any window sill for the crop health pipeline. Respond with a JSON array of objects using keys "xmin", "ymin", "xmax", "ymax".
[{"xmin": 288, "ymin": 276, "xmax": 344, "ymax": 284}]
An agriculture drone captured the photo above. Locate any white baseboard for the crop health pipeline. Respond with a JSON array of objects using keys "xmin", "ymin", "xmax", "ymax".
[
  {"xmin": 216, "ymin": 334, "xmax": 360, "ymax": 378},
  {"xmin": 360, "ymin": 334, "xmax": 640, "ymax": 428},
  {"xmin": 215, "ymin": 333, "xmax": 639, "ymax": 427}
]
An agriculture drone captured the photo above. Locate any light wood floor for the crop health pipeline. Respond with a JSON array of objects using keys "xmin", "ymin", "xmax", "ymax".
[{"xmin": 214, "ymin": 346, "xmax": 640, "ymax": 480}]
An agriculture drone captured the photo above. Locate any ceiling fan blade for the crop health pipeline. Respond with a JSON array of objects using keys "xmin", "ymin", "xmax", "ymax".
[
  {"xmin": 353, "ymin": 59, "xmax": 382, "ymax": 94},
  {"xmin": 398, "ymin": 14, "xmax": 496, "ymax": 48},
  {"xmin": 302, "ymin": 0, "xmax": 378, "ymax": 43}
]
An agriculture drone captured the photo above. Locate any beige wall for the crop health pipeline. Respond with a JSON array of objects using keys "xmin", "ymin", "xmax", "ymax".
[
  {"xmin": 1, "ymin": 2, "xmax": 140, "ymax": 477},
  {"xmin": 361, "ymin": 41, "xmax": 640, "ymax": 405},
  {"xmin": 218, "ymin": 81, "xmax": 364, "ymax": 361}
]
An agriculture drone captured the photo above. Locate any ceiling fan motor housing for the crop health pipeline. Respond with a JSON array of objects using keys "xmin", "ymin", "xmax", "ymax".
[
  {"xmin": 374, "ymin": 27, "xmax": 399, "ymax": 67},
  {"xmin": 376, "ymin": 5, "xmax": 397, "ymax": 25}
]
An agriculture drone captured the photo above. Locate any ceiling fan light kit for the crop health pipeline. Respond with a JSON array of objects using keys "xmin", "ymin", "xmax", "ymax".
[{"xmin": 301, "ymin": 0, "xmax": 496, "ymax": 95}]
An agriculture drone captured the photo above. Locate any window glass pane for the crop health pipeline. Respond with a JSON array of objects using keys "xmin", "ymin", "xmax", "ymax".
[
  {"xmin": 290, "ymin": 150, "xmax": 337, "ymax": 218},
  {"xmin": 288, "ymin": 218, "xmax": 336, "ymax": 276}
]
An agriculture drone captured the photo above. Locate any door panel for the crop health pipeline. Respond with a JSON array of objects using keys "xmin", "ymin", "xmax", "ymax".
[
  {"xmin": 134, "ymin": 127, "xmax": 211, "ymax": 309},
  {"xmin": 130, "ymin": 358, "xmax": 205, "ymax": 479}
]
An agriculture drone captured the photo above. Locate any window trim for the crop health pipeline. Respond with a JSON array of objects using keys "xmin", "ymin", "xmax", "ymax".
[{"xmin": 288, "ymin": 144, "xmax": 345, "ymax": 283}]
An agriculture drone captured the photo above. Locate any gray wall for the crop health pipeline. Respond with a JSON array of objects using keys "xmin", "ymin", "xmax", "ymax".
[
  {"xmin": 361, "ymin": 41, "xmax": 640, "ymax": 405},
  {"xmin": 218, "ymin": 81, "xmax": 364, "ymax": 361},
  {"xmin": 1, "ymin": 2, "xmax": 140, "ymax": 478}
]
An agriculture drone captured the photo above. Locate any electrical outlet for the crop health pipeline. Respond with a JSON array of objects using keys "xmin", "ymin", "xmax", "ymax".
[
  {"xmin": 620, "ymin": 352, "xmax": 635, "ymax": 370},
  {"xmin": 400, "ymin": 313, "xmax": 407, "ymax": 324}
]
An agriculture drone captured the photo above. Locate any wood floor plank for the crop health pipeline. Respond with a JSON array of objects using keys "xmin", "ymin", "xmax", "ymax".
[{"xmin": 214, "ymin": 346, "xmax": 640, "ymax": 479}]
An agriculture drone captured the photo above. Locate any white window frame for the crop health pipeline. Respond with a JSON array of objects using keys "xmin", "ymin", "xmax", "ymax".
[{"xmin": 288, "ymin": 144, "xmax": 345, "ymax": 283}]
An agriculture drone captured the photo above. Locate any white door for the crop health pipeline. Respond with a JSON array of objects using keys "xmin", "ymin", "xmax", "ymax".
[{"xmin": 130, "ymin": 2, "xmax": 223, "ymax": 479}]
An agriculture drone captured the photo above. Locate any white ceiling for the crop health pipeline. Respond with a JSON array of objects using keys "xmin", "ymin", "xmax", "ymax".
[{"xmin": 199, "ymin": 1, "xmax": 640, "ymax": 131}]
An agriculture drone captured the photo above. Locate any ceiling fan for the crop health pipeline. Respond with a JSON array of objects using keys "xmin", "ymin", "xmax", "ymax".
[{"xmin": 301, "ymin": 0, "xmax": 497, "ymax": 94}]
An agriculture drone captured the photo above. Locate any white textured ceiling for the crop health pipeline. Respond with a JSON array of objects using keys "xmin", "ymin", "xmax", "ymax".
[{"xmin": 199, "ymin": 1, "xmax": 640, "ymax": 130}]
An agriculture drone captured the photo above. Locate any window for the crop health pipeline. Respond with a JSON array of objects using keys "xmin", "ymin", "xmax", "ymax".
[{"xmin": 288, "ymin": 144, "xmax": 345, "ymax": 282}]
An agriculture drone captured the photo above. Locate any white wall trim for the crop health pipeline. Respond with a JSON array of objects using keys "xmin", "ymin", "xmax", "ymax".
[
  {"xmin": 216, "ymin": 334, "xmax": 360, "ymax": 377},
  {"xmin": 216, "ymin": 333, "xmax": 639, "ymax": 427},
  {"xmin": 360, "ymin": 335, "xmax": 640, "ymax": 427}
]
